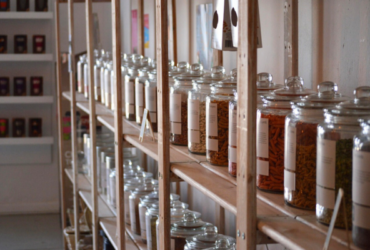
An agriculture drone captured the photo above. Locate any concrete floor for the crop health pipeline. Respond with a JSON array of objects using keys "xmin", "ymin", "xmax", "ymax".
[{"xmin": 0, "ymin": 213, "xmax": 64, "ymax": 250}]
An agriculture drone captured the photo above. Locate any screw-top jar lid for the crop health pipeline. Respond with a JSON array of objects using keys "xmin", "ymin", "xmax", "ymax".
[
  {"xmin": 337, "ymin": 86, "xmax": 370, "ymax": 111},
  {"xmin": 256, "ymin": 72, "xmax": 282, "ymax": 91}
]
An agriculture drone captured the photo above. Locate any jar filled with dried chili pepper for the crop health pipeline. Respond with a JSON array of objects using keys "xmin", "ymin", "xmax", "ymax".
[
  {"xmin": 317, "ymin": 86, "xmax": 370, "ymax": 229},
  {"xmin": 353, "ymin": 118, "xmax": 370, "ymax": 249},
  {"xmin": 170, "ymin": 63, "xmax": 204, "ymax": 146},
  {"xmin": 257, "ymin": 76, "xmax": 314, "ymax": 193},
  {"xmin": 206, "ymin": 69, "xmax": 237, "ymax": 166},
  {"xmin": 284, "ymin": 82, "xmax": 349, "ymax": 210},
  {"xmin": 188, "ymin": 66, "xmax": 226, "ymax": 155}
]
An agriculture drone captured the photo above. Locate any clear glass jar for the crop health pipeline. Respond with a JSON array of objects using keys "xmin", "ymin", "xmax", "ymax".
[
  {"xmin": 105, "ymin": 155, "xmax": 115, "ymax": 203},
  {"xmin": 228, "ymin": 90, "xmax": 237, "ymax": 176},
  {"xmin": 124, "ymin": 179, "xmax": 142, "ymax": 225},
  {"xmin": 353, "ymin": 118, "xmax": 370, "ymax": 249},
  {"xmin": 206, "ymin": 70, "xmax": 237, "ymax": 166},
  {"xmin": 125, "ymin": 66, "xmax": 140, "ymax": 121},
  {"xmin": 129, "ymin": 186, "xmax": 154, "ymax": 235},
  {"xmin": 108, "ymin": 168, "xmax": 116, "ymax": 208},
  {"xmin": 169, "ymin": 61, "xmax": 189, "ymax": 86},
  {"xmin": 96, "ymin": 145, "xmax": 113, "ymax": 192},
  {"xmin": 77, "ymin": 54, "xmax": 87, "ymax": 94},
  {"xmin": 284, "ymin": 82, "xmax": 349, "ymax": 210},
  {"xmin": 104, "ymin": 61, "xmax": 113, "ymax": 109},
  {"xmin": 184, "ymin": 226, "xmax": 236, "ymax": 250},
  {"xmin": 188, "ymin": 66, "xmax": 226, "ymax": 155},
  {"xmin": 202, "ymin": 239, "xmax": 236, "ymax": 250},
  {"xmin": 316, "ymin": 86, "xmax": 370, "ymax": 228},
  {"xmin": 145, "ymin": 70, "xmax": 158, "ymax": 132},
  {"xmin": 146, "ymin": 203, "xmax": 159, "ymax": 250},
  {"xmin": 256, "ymin": 72, "xmax": 282, "ymax": 107},
  {"xmin": 257, "ymin": 76, "xmax": 314, "ymax": 192},
  {"xmin": 170, "ymin": 63, "xmax": 204, "ymax": 146},
  {"xmin": 135, "ymin": 68, "xmax": 151, "ymax": 124},
  {"xmin": 100, "ymin": 51, "xmax": 112, "ymax": 105},
  {"xmin": 100, "ymin": 151, "xmax": 114, "ymax": 195},
  {"xmin": 94, "ymin": 55, "xmax": 103, "ymax": 102}
]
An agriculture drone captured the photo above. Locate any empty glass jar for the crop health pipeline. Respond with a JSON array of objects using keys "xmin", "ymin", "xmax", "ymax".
[{"xmin": 145, "ymin": 70, "xmax": 158, "ymax": 132}]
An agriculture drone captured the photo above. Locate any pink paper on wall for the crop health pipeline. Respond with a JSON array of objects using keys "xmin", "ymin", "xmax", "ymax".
[
  {"xmin": 144, "ymin": 14, "xmax": 149, "ymax": 49},
  {"xmin": 131, "ymin": 10, "xmax": 138, "ymax": 53}
]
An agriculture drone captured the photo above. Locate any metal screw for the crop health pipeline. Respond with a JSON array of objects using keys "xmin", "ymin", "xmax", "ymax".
[
  {"xmin": 242, "ymin": 233, "xmax": 245, "ymax": 239},
  {"xmin": 237, "ymin": 230, "xmax": 240, "ymax": 237}
]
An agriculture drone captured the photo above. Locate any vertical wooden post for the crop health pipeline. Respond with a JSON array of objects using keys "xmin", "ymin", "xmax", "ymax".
[
  {"xmin": 67, "ymin": 0, "xmax": 80, "ymax": 247},
  {"xmin": 156, "ymin": 0, "xmax": 171, "ymax": 249},
  {"xmin": 236, "ymin": 0, "xmax": 257, "ymax": 249},
  {"xmin": 171, "ymin": 0, "xmax": 178, "ymax": 64},
  {"xmin": 112, "ymin": 0, "xmax": 125, "ymax": 249},
  {"xmin": 284, "ymin": 0, "xmax": 299, "ymax": 78},
  {"xmin": 85, "ymin": 1, "xmax": 98, "ymax": 249},
  {"xmin": 212, "ymin": 50, "xmax": 223, "ymax": 66},
  {"xmin": 137, "ymin": 0, "xmax": 145, "ymax": 55},
  {"xmin": 55, "ymin": 1, "xmax": 67, "ymax": 249}
]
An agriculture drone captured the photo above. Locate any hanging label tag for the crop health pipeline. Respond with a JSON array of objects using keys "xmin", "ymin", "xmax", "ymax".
[{"xmin": 139, "ymin": 109, "xmax": 155, "ymax": 142}]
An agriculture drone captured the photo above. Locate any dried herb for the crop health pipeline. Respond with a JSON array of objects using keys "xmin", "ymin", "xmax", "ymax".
[
  {"xmin": 188, "ymin": 101, "xmax": 206, "ymax": 154},
  {"xmin": 257, "ymin": 113, "xmax": 285, "ymax": 192},
  {"xmin": 171, "ymin": 102, "xmax": 188, "ymax": 145}
]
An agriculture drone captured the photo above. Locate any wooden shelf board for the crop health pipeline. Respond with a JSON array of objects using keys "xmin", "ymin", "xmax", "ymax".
[
  {"xmin": 0, "ymin": 96, "xmax": 53, "ymax": 104},
  {"xmin": 0, "ymin": 137, "xmax": 53, "ymax": 145},
  {"xmin": 125, "ymin": 226, "xmax": 147, "ymax": 250},
  {"xmin": 171, "ymin": 144, "xmax": 207, "ymax": 163},
  {"xmin": 65, "ymin": 168, "xmax": 91, "ymax": 191},
  {"xmin": 79, "ymin": 190, "xmax": 114, "ymax": 218},
  {"xmin": 258, "ymin": 217, "xmax": 351, "ymax": 250},
  {"xmin": 0, "ymin": 54, "xmax": 53, "ymax": 61},
  {"xmin": 100, "ymin": 218, "xmax": 140, "ymax": 250},
  {"xmin": 0, "ymin": 12, "xmax": 53, "ymax": 19},
  {"xmin": 62, "ymin": 91, "xmax": 88, "ymax": 102},
  {"xmin": 199, "ymin": 161, "xmax": 237, "ymax": 185}
]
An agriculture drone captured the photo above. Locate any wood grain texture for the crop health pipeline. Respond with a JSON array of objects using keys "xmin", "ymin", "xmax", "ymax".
[
  {"xmin": 55, "ymin": 2, "xmax": 68, "ymax": 249},
  {"xmin": 212, "ymin": 49, "xmax": 223, "ymax": 66},
  {"xmin": 67, "ymin": 0, "xmax": 80, "ymax": 246},
  {"xmin": 156, "ymin": 0, "xmax": 171, "ymax": 248},
  {"xmin": 284, "ymin": 0, "xmax": 298, "ymax": 78},
  {"xmin": 111, "ymin": 0, "xmax": 125, "ymax": 249},
  {"xmin": 137, "ymin": 0, "xmax": 144, "ymax": 55},
  {"xmin": 236, "ymin": 0, "xmax": 258, "ymax": 249},
  {"xmin": 171, "ymin": 0, "xmax": 177, "ymax": 64}
]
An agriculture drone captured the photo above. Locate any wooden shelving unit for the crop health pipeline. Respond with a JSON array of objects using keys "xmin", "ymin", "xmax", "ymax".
[{"xmin": 55, "ymin": 0, "xmax": 359, "ymax": 250}]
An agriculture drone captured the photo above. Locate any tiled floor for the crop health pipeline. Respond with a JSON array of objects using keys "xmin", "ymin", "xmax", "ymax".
[{"xmin": 0, "ymin": 213, "xmax": 64, "ymax": 250}]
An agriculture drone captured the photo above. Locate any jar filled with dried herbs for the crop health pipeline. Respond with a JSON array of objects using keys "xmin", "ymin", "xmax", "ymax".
[
  {"xmin": 257, "ymin": 76, "xmax": 314, "ymax": 193},
  {"xmin": 284, "ymin": 82, "xmax": 349, "ymax": 210},
  {"xmin": 317, "ymin": 86, "xmax": 370, "ymax": 229},
  {"xmin": 188, "ymin": 66, "xmax": 226, "ymax": 155},
  {"xmin": 228, "ymin": 90, "xmax": 237, "ymax": 176},
  {"xmin": 206, "ymin": 69, "xmax": 237, "ymax": 166},
  {"xmin": 353, "ymin": 117, "xmax": 370, "ymax": 249},
  {"xmin": 170, "ymin": 63, "xmax": 204, "ymax": 146}
]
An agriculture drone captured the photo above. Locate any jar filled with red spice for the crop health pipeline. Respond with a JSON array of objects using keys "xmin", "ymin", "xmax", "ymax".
[
  {"xmin": 284, "ymin": 82, "xmax": 349, "ymax": 209},
  {"xmin": 256, "ymin": 76, "xmax": 314, "ymax": 193}
]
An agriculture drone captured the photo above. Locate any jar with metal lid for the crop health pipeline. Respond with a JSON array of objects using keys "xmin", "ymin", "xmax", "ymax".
[
  {"xmin": 100, "ymin": 151, "xmax": 114, "ymax": 195},
  {"xmin": 316, "ymin": 86, "xmax": 370, "ymax": 228},
  {"xmin": 184, "ymin": 226, "xmax": 236, "ymax": 250},
  {"xmin": 129, "ymin": 186, "xmax": 154, "ymax": 235},
  {"xmin": 284, "ymin": 82, "xmax": 349, "ymax": 210},
  {"xmin": 228, "ymin": 90, "xmax": 237, "ymax": 176},
  {"xmin": 145, "ymin": 70, "xmax": 158, "ymax": 132},
  {"xmin": 135, "ymin": 68, "xmax": 151, "ymax": 124},
  {"xmin": 206, "ymin": 69, "xmax": 237, "ymax": 166},
  {"xmin": 352, "ymin": 118, "xmax": 370, "ymax": 249},
  {"xmin": 105, "ymin": 155, "xmax": 115, "ymax": 203},
  {"xmin": 104, "ymin": 61, "xmax": 113, "ymax": 109},
  {"xmin": 171, "ymin": 63, "xmax": 204, "ymax": 146},
  {"xmin": 77, "ymin": 54, "xmax": 87, "ymax": 94},
  {"xmin": 203, "ymin": 239, "xmax": 236, "ymax": 250},
  {"xmin": 257, "ymin": 76, "xmax": 314, "ymax": 192},
  {"xmin": 256, "ymin": 72, "xmax": 282, "ymax": 107},
  {"xmin": 188, "ymin": 66, "xmax": 226, "ymax": 154},
  {"xmin": 170, "ymin": 213, "xmax": 213, "ymax": 250},
  {"xmin": 146, "ymin": 203, "xmax": 159, "ymax": 250}
]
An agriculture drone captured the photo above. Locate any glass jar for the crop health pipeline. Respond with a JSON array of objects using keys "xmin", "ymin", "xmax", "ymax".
[
  {"xmin": 96, "ymin": 146, "xmax": 113, "ymax": 192},
  {"xmin": 256, "ymin": 76, "xmax": 314, "ymax": 192},
  {"xmin": 129, "ymin": 186, "xmax": 154, "ymax": 235},
  {"xmin": 184, "ymin": 226, "xmax": 236, "ymax": 250},
  {"xmin": 101, "ymin": 52, "xmax": 112, "ymax": 105},
  {"xmin": 188, "ymin": 66, "xmax": 226, "ymax": 155},
  {"xmin": 105, "ymin": 155, "xmax": 115, "ymax": 203},
  {"xmin": 316, "ymin": 86, "xmax": 370, "ymax": 228},
  {"xmin": 108, "ymin": 169, "xmax": 116, "ymax": 208},
  {"xmin": 124, "ymin": 179, "xmax": 142, "ymax": 225},
  {"xmin": 169, "ymin": 61, "xmax": 190, "ymax": 86},
  {"xmin": 203, "ymin": 239, "xmax": 236, "ymax": 250},
  {"xmin": 125, "ymin": 66, "xmax": 140, "ymax": 121},
  {"xmin": 353, "ymin": 118, "xmax": 370, "ymax": 249},
  {"xmin": 104, "ymin": 61, "xmax": 113, "ymax": 109},
  {"xmin": 284, "ymin": 82, "xmax": 349, "ymax": 210},
  {"xmin": 206, "ymin": 70, "xmax": 237, "ymax": 166},
  {"xmin": 100, "ymin": 151, "xmax": 114, "ymax": 195},
  {"xmin": 145, "ymin": 70, "xmax": 158, "ymax": 132},
  {"xmin": 93, "ymin": 50, "xmax": 105, "ymax": 102},
  {"xmin": 77, "ymin": 54, "xmax": 87, "ymax": 94},
  {"xmin": 170, "ymin": 213, "xmax": 212, "ymax": 250},
  {"xmin": 146, "ymin": 203, "xmax": 159, "ymax": 250},
  {"xmin": 256, "ymin": 72, "xmax": 282, "ymax": 107},
  {"xmin": 170, "ymin": 63, "xmax": 204, "ymax": 145},
  {"xmin": 228, "ymin": 90, "xmax": 237, "ymax": 176},
  {"xmin": 135, "ymin": 68, "xmax": 151, "ymax": 125}
]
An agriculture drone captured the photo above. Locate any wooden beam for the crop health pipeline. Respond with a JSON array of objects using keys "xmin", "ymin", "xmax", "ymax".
[
  {"xmin": 236, "ymin": 0, "xmax": 257, "ymax": 249},
  {"xmin": 137, "ymin": 0, "xmax": 145, "ymax": 55},
  {"xmin": 67, "ymin": 0, "xmax": 80, "ymax": 247},
  {"xmin": 55, "ymin": 1, "xmax": 68, "ymax": 249},
  {"xmin": 212, "ymin": 49, "xmax": 223, "ymax": 67},
  {"xmin": 284, "ymin": 0, "xmax": 299, "ymax": 78},
  {"xmin": 85, "ymin": 1, "xmax": 99, "ymax": 249},
  {"xmin": 171, "ymin": 0, "xmax": 178, "ymax": 64},
  {"xmin": 111, "ymin": 0, "xmax": 125, "ymax": 249},
  {"xmin": 156, "ymin": 0, "xmax": 171, "ymax": 249}
]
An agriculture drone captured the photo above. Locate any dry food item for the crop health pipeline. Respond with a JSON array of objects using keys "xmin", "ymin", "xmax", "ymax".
[
  {"xmin": 172, "ymin": 101, "xmax": 188, "ymax": 145},
  {"xmin": 188, "ymin": 101, "xmax": 206, "ymax": 153},
  {"xmin": 228, "ymin": 91, "xmax": 237, "ymax": 176},
  {"xmin": 257, "ymin": 113, "xmax": 285, "ymax": 191}
]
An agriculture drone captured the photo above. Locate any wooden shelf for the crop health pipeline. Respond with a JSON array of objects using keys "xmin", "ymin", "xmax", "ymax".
[
  {"xmin": 0, "ymin": 96, "xmax": 53, "ymax": 104},
  {"xmin": 0, "ymin": 137, "xmax": 53, "ymax": 145},
  {"xmin": 0, "ymin": 12, "xmax": 53, "ymax": 19},
  {"xmin": 65, "ymin": 168, "xmax": 92, "ymax": 191},
  {"xmin": 0, "ymin": 54, "xmax": 53, "ymax": 62}
]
